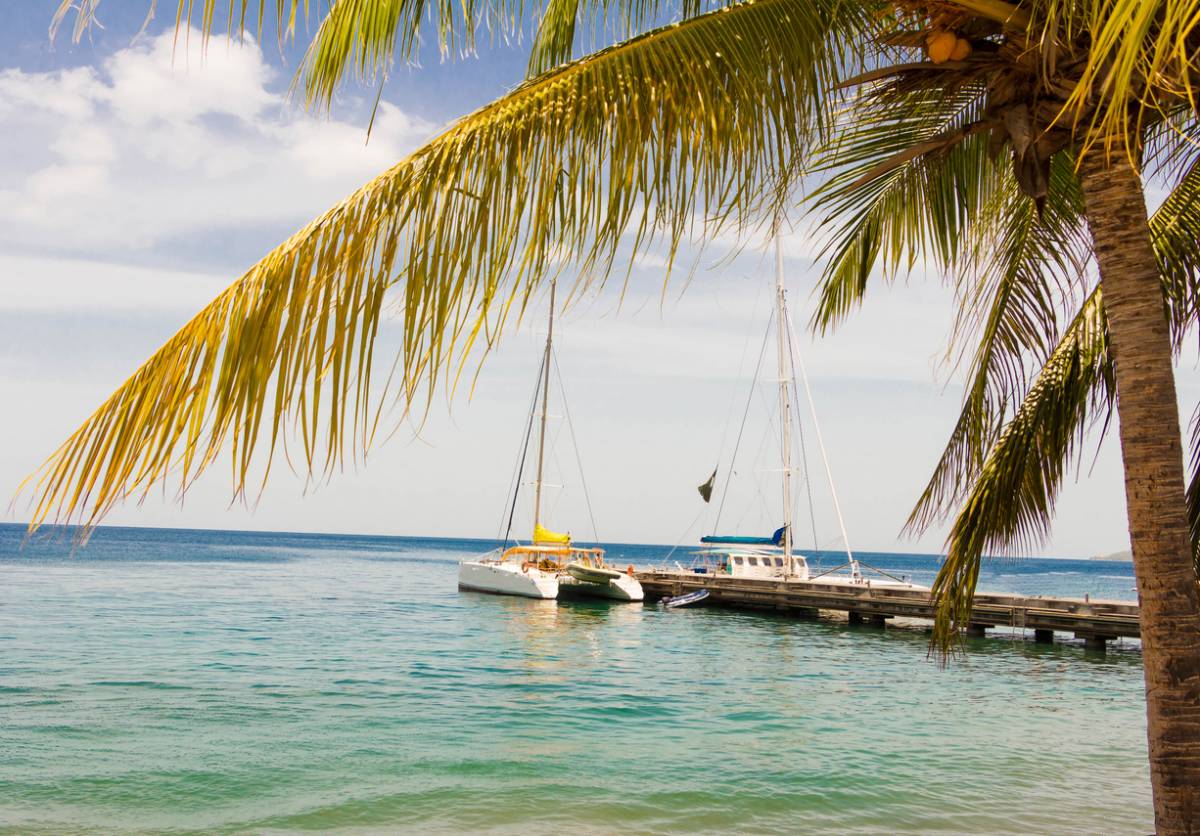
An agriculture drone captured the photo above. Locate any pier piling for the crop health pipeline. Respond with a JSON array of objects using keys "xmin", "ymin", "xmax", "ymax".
[{"xmin": 1078, "ymin": 634, "xmax": 1112, "ymax": 653}]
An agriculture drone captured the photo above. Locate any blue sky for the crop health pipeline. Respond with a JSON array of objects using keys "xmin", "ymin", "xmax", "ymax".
[{"xmin": 0, "ymin": 2, "xmax": 1180, "ymax": 556}]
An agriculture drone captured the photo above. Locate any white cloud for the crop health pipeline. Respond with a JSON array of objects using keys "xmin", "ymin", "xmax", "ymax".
[
  {"xmin": 697, "ymin": 213, "xmax": 836, "ymax": 265},
  {"xmin": 0, "ymin": 27, "xmax": 434, "ymax": 257},
  {"xmin": 631, "ymin": 251, "xmax": 669, "ymax": 270},
  {"xmin": 0, "ymin": 253, "xmax": 226, "ymax": 313},
  {"xmin": 103, "ymin": 31, "xmax": 275, "ymax": 125},
  {"xmin": 0, "ymin": 66, "xmax": 102, "ymax": 120}
]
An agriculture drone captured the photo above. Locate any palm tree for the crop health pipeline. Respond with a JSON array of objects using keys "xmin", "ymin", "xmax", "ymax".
[
  {"xmin": 43, "ymin": 0, "xmax": 1200, "ymax": 829},
  {"xmin": 802, "ymin": 9, "xmax": 1200, "ymax": 828}
]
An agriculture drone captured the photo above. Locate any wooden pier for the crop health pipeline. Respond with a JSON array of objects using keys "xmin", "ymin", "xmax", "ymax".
[{"xmin": 635, "ymin": 570, "xmax": 1140, "ymax": 652}]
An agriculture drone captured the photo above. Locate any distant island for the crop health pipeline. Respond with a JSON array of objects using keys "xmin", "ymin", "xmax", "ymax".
[{"xmin": 1093, "ymin": 549, "xmax": 1133, "ymax": 561}]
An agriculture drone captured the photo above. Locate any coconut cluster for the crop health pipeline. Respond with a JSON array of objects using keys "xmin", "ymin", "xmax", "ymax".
[{"xmin": 925, "ymin": 29, "xmax": 971, "ymax": 63}]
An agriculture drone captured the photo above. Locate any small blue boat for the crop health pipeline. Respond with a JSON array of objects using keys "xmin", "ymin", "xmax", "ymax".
[{"xmin": 663, "ymin": 589, "xmax": 709, "ymax": 609}]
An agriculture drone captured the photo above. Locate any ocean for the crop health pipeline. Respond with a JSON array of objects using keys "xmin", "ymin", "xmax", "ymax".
[{"xmin": 0, "ymin": 524, "xmax": 1149, "ymax": 833}]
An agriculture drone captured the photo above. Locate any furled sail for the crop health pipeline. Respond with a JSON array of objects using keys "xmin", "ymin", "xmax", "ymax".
[
  {"xmin": 697, "ymin": 467, "xmax": 717, "ymax": 503},
  {"xmin": 700, "ymin": 525, "xmax": 787, "ymax": 546},
  {"xmin": 533, "ymin": 524, "xmax": 570, "ymax": 545}
]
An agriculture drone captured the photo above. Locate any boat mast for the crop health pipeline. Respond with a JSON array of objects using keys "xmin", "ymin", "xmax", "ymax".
[
  {"xmin": 774, "ymin": 235, "xmax": 794, "ymax": 576},
  {"xmin": 533, "ymin": 279, "xmax": 556, "ymax": 533}
]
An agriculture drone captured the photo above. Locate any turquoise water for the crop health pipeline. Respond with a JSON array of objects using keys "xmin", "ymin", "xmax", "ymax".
[{"xmin": 1, "ymin": 525, "xmax": 1150, "ymax": 833}]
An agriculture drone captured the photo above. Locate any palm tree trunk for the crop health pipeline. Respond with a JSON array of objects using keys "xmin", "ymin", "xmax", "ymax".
[{"xmin": 1079, "ymin": 153, "xmax": 1200, "ymax": 834}]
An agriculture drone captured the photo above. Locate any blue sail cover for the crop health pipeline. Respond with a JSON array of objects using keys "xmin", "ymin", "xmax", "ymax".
[{"xmin": 701, "ymin": 525, "xmax": 787, "ymax": 546}]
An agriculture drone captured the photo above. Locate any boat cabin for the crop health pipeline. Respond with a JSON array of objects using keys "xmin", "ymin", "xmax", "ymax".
[
  {"xmin": 694, "ymin": 528, "xmax": 810, "ymax": 580},
  {"xmin": 692, "ymin": 547, "xmax": 810, "ymax": 580}
]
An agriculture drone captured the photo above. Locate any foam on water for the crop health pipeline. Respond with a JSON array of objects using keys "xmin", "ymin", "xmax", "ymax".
[{"xmin": 0, "ymin": 525, "xmax": 1149, "ymax": 833}]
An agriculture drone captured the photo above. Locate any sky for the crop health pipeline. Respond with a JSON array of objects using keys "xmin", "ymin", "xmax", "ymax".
[{"xmin": 0, "ymin": 2, "xmax": 1191, "ymax": 556}]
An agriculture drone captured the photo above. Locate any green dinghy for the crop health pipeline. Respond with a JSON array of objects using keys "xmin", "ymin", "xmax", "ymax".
[{"xmin": 565, "ymin": 563, "xmax": 623, "ymax": 584}]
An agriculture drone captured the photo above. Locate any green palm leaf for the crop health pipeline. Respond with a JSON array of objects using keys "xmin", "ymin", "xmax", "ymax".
[
  {"xmin": 809, "ymin": 53, "xmax": 1200, "ymax": 651},
  {"xmin": 1187, "ymin": 404, "xmax": 1200, "ymax": 574},
  {"xmin": 53, "ymin": 0, "xmax": 730, "ymax": 111},
  {"xmin": 55, "ymin": 1, "xmax": 315, "ymax": 45},
  {"xmin": 1149, "ymin": 147, "xmax": 1200, "ymax": 348},
  {"xmin": 808, "ymin": 81, "xmax": 995, "ymax": 333},
  {"xmin": 527, "ymin": 0, "xmax": 586, "ymax": 75},
  {"xmin": 929, "ymin": 286, "xmax": 1113, "ymax": 656},
  {"xmin": 926, "ymin": 154, "xmax": 1200, "ymax": 650},
  {"xmin": 299, "ymin": 0, "xmax": 526, "ymax": 109},
  {"xmin": 908, "ymin": 154, "xmax": 1090, "ymax": 532},
  {"xmin": 808, "ymin": 86, "xmax": 1091, "ymax": 534},
  {"xmin": 26, "ymin": 0, "xmax": 862, "ymax": 532},
  {"xmin": 1050, "ymin": 0, "xmax": 1200, "ymax": 160},
  {"xmin": 54, "ymin": 0, "xmax": 505, "ymax": 113},
  {"xmin": 526, "ymin": 0, "xmax": 713, "ymax": 76}
]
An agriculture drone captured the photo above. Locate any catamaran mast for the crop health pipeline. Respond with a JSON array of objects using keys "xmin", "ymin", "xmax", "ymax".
[
  {"xmin": 774, "ymin": 236, "xmax": 795, "ymax": 576},
  {"xmin": 533, "ymin": 279, "xmax": 556, "ymax": 533}
]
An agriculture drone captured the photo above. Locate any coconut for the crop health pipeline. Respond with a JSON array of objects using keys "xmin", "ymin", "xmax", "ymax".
[
  {"xmin": 950, "ymin": 37, "xmax": 972, "ymax": 61},
  {"xmin": 925, "ymin": 30, "xmax": 957, "ymax": 64}
]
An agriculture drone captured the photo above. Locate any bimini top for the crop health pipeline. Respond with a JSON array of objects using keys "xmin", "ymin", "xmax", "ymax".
[{"xmin": 701, "ymin": 525, "xmax": 787, "ymax": 547}]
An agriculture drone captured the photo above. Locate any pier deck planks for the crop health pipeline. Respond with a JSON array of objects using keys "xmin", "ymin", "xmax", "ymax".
[{"xmin": 635, "ymin": 570, "xmax": 1140, "ymax": 641}]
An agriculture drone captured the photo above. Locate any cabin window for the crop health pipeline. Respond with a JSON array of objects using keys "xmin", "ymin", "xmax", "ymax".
[
  {"xmin": 733, "ymin": 556, "xmax": 744, "ymax": 565},
  {"xmin": 747, "ymin": 557, "xmax": 758, "ymax": 566},
  {"xmin": 775, "ymin": 557, "xmax": 785, "ymax": 567}
]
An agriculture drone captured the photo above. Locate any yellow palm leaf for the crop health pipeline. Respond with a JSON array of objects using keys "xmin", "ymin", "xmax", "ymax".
[{"xmin": 27, "ymin": 0, "xmax": 860, "ymax": 533}]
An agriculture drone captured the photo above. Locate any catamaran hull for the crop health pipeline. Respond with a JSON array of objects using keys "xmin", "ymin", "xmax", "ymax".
[
  {"xmin": 558, "ymin": 573, "xmax": 644, "ymax": 602},
  {"xmin": 458, "ymin": 561, "xmax": 558, "ymax": 599}
]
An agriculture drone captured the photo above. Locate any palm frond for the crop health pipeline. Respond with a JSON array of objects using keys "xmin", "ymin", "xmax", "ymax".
[
  {"xmin": 53, "ymin": 0, "xmax": 497, "ymax": 110},
  {"xmin": 907, "ymin": 152, "xmax": 1089, "ymax": 532},
  {"xmin": 923, "ymin": 144, "xmax": 1200, "ymax": 650},
  {"xmin": 1149, "ymin": 150, "xmax": 1200, "ymax": 348},
  {"xmin": 1167, "ymin": 419, "xmax": 1200, "ymax": 572},
  {"xmin": 54, "ymin": 1, "xmax": 310, "ymax": 44},
  {"xmin": 946, "ymin": 0, "xmax": 1028, "ymax": 27},
  {"xmin": 1186, "ymin": 403, "xmax": 1200, "ymax": 575},
  {"xmin": 808, "ymin": 86, "xmax": 1096, "ymax": 549},
  {"xmin": 929, "ymin": 287, "xmax": 1113, "ymax": 656},
  {"xmin": 26, "ymin": 0, "xmax": 864, "ymax": 532},
  {"xmin": 525, "ymin": 0, "xmax": 716, "ymax": 76},
  {"xmin": 300, "ymin": 0, "xmax": 700, "ymax": 107},
  {"xmin": 912, "ymin": 138, "xmax": 1200, "ymax": 531},
  {"xmin": 299, "ymin": 0, "xmax": 432, "ymax": 109},
  {"xmin": 298, "ymin": 0, "xmax": 530, "ymax": 109},
  {"xmin": 1141, "ymin": 107, "xmax": 1200, "ymax": 187},
  {"xmin": 1051, "ymin": 0, "xmax": 1200, "ymax": 160},
  {"xmin": 53, "ymin": 0, "xmax": 736, "ymax": 112},
  {"xmin": 809, "ymin": 83, "xmax": 1093, "ymax": 544},
  {"xmin": 50, "ymin": 0, "xmax": 106, "ymax": 42},
  {"xmin": 808, "ymin": 84, "xmax": 997, "ymax": 333},
  {"xmin": 528, "ymin": 0, "xmax": 584, "ymax": 75}
]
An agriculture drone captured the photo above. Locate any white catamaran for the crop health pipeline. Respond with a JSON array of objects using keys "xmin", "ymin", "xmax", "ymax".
[
  {"xmin": 457, "ymin": 282, "xmax": 644, "ymax": 602},
  {"xmin": 679, "ymin": 236, "xmax": 923, "ymax": 591}
]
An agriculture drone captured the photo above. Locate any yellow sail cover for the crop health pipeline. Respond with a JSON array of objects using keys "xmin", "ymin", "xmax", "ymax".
[{"xmin": 533, "ymin": 524, "xmax": 570, "ymax": 545}]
